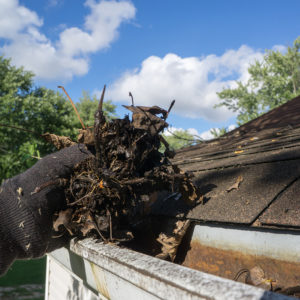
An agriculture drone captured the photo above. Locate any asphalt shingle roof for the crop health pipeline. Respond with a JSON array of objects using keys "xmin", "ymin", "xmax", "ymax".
[{"xmin": 153, "ymin": 95, "xmax": 300, "ymax": 230}]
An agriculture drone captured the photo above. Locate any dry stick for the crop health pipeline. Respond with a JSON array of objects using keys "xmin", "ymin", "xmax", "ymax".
[
  {"xmin": 233, "ymin": 269, "xmax": 250, "ymax": 282},
  {"xmin": 165, "ymin": 99, "xmax": 175, "ymax": 120},
  {"xmin": 68, "ymin": 193, "xmax": 92, "ymax": 206},
  {"xmin": 129, "ymin": 92, "xmax": 134, "ymax": 106},
  {"xmin": 108, "ymin": 211, "xmax": 113, "ymax": 241},
  {"xmin": 58, "ymin": 85, "xmax": 86, "ymax": 129},
  {"xmin": 166, "ymin": 128, "xmax": 203, "ymax": 143},
  {"xmin": 159, "ymin": 134, "xmax": 172, "ymax": 150},
  {"xmin": 94, "ymin": 85, "xmax": 106, "ymax": 167},
  {"xmin": 98, "ymin": 84, "xmax": 106, "ymax": 112},
  {"xmin": 31, "ymin": 178, "xmax": 68, "ymax": 195},
  {"xmin": 94, "ymin": 225, "xmax": 107, "ymax": 242}
]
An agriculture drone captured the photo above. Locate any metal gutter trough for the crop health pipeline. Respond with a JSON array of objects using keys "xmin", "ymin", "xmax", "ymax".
[{"xmin": 45, "ymin": 223, "xmax": 297, "ymax": 300}]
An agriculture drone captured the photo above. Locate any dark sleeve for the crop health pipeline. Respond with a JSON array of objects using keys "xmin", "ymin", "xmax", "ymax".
[{"xmin": 0, "ymin": 144, "xmax": 91, "ymax": 275}]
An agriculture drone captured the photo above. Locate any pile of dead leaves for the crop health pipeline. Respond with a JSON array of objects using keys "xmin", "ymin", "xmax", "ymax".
[{"xmin": 45, "ymin": 87, "xmax": 200, "ymax": 256}]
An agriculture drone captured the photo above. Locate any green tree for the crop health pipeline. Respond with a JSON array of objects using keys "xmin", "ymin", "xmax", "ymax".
[
  {"xmin": 162, "ymin": 129, "xmax": 201, "ymax": 151},
  {"xmin": 0, "ymin": 57, "xmax": 76, "ymax": 179},
  {"xmin": 77, "ymin": 90, "xmax": 117, "ymax": 127},
  {"xmin": 216, "ymin": 37, "xmax": 300, "ymax": 125},
  {"xmin": 210, "ymin": 127, "xmax": 228, "ymax": 138},
  {"xmin": 0, "ymin": 57, "xmax": 116, "ymax": 180}
]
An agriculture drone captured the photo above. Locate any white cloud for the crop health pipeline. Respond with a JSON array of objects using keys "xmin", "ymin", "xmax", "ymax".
[
  {"xmin": 108, "ymin": 47, "xmax": 264, "ymax": 121},
  {"xmin": 0, "ymin": 0, "xmax": 42, "ymax": 39},
  {"xmin": 165, "ymin": 125, "xmax": 236, "ymax": 141},
  {"xmin": 199, "ymin": 124, "xmax": 237, "ymax": 140},
  {"xmin": 164, "ymin": 126, "xmax": 201, "ymax": 138},
  {"xmin": 228, "ymin": 124, "xmax": 237, "ymax": 131},
  {"xmin": 0, "ymin": 0, "xmax": 136, "ymax": 80},
  {"xmin": 47, "ymin": 0, "xmax": 60, "ymax": 8},
  {"xmin": 272, "ymin": 44, "xmax": 287, "ymax": 53}
]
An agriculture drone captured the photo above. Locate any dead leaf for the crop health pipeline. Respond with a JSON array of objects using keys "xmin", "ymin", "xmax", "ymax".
[
  {"xmin": 234, "ymin": 150, "xmax": 244, "ymax": 154},
  {"xmin": 143, "ymin": 192, "xmax": 158, "ymax": 214},
  {"xmin": 77, "ymin": 128, "xmax": 95, "ymax": 145},
  {"xmin": 53, "ymin": 209, "xmax": 73, "ymax": 234},
  {"xmin": 250, "ymin": 266, "xmax": 265, "ymax": 286},
  {"xmin": 173, "ymin": 220, "xmax": 190, "ymax": 235},
  {"xmin": 42, "ymin": 133, "xmax": 76, "ymax": 149},
  {"xmin": 95, "ymin": 215, "xmax": 109, "ymax": 231},
  {"xmin": 80, "ymin": 220, "xmax": 97, "ymax": 236},
  {"xmin": 156, "ymin": 220, "xmax": 190, "ymax": 261},
  {"xmin": 227, "ymin": 176, "xmax": 243, "ymax": 192},
  {"xmin": 246, "ymin": 266, "xmax": 275, "ymax": 290},
  {"xmin": 123, "ymin": 105, "xmax": 169, "ymax": 135}
]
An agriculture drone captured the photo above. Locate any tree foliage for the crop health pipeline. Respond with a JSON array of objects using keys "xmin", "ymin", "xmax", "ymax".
[
  {"xmin": 162, "ymin": 130, "xmax": 201, "ymax": 151},
  {"xmin": 216, "ymin": 37, "xmax": 300, "ymax": 125},
  {"xmin": 0, "ymin": 57, "xmax": 116, "ymax": 180},
  {"xmin": 77, "ymin": 90, "xmax": 117, "ymax": 127},
  {"xmin": 210, "ymin": 127, "xmax": 228, "ymax": 138}
]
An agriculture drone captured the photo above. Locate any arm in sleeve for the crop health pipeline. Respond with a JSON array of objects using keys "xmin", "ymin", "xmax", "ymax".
[{"xmin": 0, "ymin": 144, "xmax": 91, "ymax": 275}]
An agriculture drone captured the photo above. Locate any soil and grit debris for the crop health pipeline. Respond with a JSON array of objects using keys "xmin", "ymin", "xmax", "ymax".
[{"xmin": 37, "ymin": 86, "xmax": 202, "ymax": 258}]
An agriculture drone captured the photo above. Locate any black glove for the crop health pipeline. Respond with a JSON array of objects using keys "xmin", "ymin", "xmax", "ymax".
[{"xmin": 0, "ymin": 144, "xmax": 92, "ymax": 275}]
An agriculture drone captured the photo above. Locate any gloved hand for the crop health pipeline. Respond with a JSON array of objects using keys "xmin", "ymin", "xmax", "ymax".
[{"xmin": 0, "ymin": 144, "xmax": 92, "ymax": 275}]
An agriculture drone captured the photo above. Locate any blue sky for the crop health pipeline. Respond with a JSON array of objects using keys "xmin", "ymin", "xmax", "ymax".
[{"xmin": 1, "ymin": 0, "xmax": 300, "ymax": 139}]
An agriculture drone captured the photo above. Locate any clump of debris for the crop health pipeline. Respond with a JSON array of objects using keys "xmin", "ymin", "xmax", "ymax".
[{"xmin": 43, "ymin": 86, "xmax": 201, "ymax": 258}]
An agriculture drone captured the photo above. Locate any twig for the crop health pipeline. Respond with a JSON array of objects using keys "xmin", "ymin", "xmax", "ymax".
[
  {"xmin": 31, "ymin": 178, "xmax": 68, "ymax": 195},
  {"xmin": 108, "ymin": 210, "xmax": 113, "ymax": 241},
  {"xmin": 166, "ymin": 128, "xmax": 203, "ymax": 143},
  {"xmin": 94, "ymin": 84, "xmax": 107, "ymax": 168},
  {"xmin": 0, "ymin": 124, "xmax": 41, "ymax": 136},
  {"xmin": 165, "ymin": 99, "xmax": 175, "ymax": 120},
  {"xmin": 233, "ymin": 269, "xmax": 250, "ymax": 282},
  {"xmin": 98, "ymin": 85, "xmax": 106, "ymax": 112},
  {"xmin": 91, "ymin": 215, "xmax": 107, "ymax": 242},
  {"xmin": 58, "ymin": 86, "xmax": 86, "ymax": 129},
  {"xmin": 129, "ymin": 92, "xmax": 134, "ymax": 106}
]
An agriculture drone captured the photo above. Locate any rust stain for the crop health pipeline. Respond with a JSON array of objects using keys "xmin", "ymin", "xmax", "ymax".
[
  {"xmin": 90, "ymin": 263, "xmax": 110, "ymax": 299},
  {"xmin": 182, "ymin": 241, "xmax": 300, "ymax": 290}
]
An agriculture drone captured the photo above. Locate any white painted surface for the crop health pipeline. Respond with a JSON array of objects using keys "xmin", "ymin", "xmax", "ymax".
[
  {"xmin": 192, "ymin": 224, "xmax": 300, "ymax": 262},
  {"xmin": 45, "ymin": 254, "xmax": 99, "ymax": 300}
]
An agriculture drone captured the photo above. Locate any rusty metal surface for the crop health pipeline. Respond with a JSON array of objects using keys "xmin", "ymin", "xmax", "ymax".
[
  {"xmin": 90, "ymin": 263, "xmax": 110, "ymax": 299},
  {"xmin": 152, "ymin": 160, "xmax": 300, "ymax": 224},
  {"xmin": 183, "ymin": 241, "xmax": 300, "ymax": 290},
  {"xmin": 259, "ymin": 178, "xmax": 300, "ymax": 227},
  {"xmin": 180, "ymin": 224, "xmax": 300, "ymax": 292}
]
